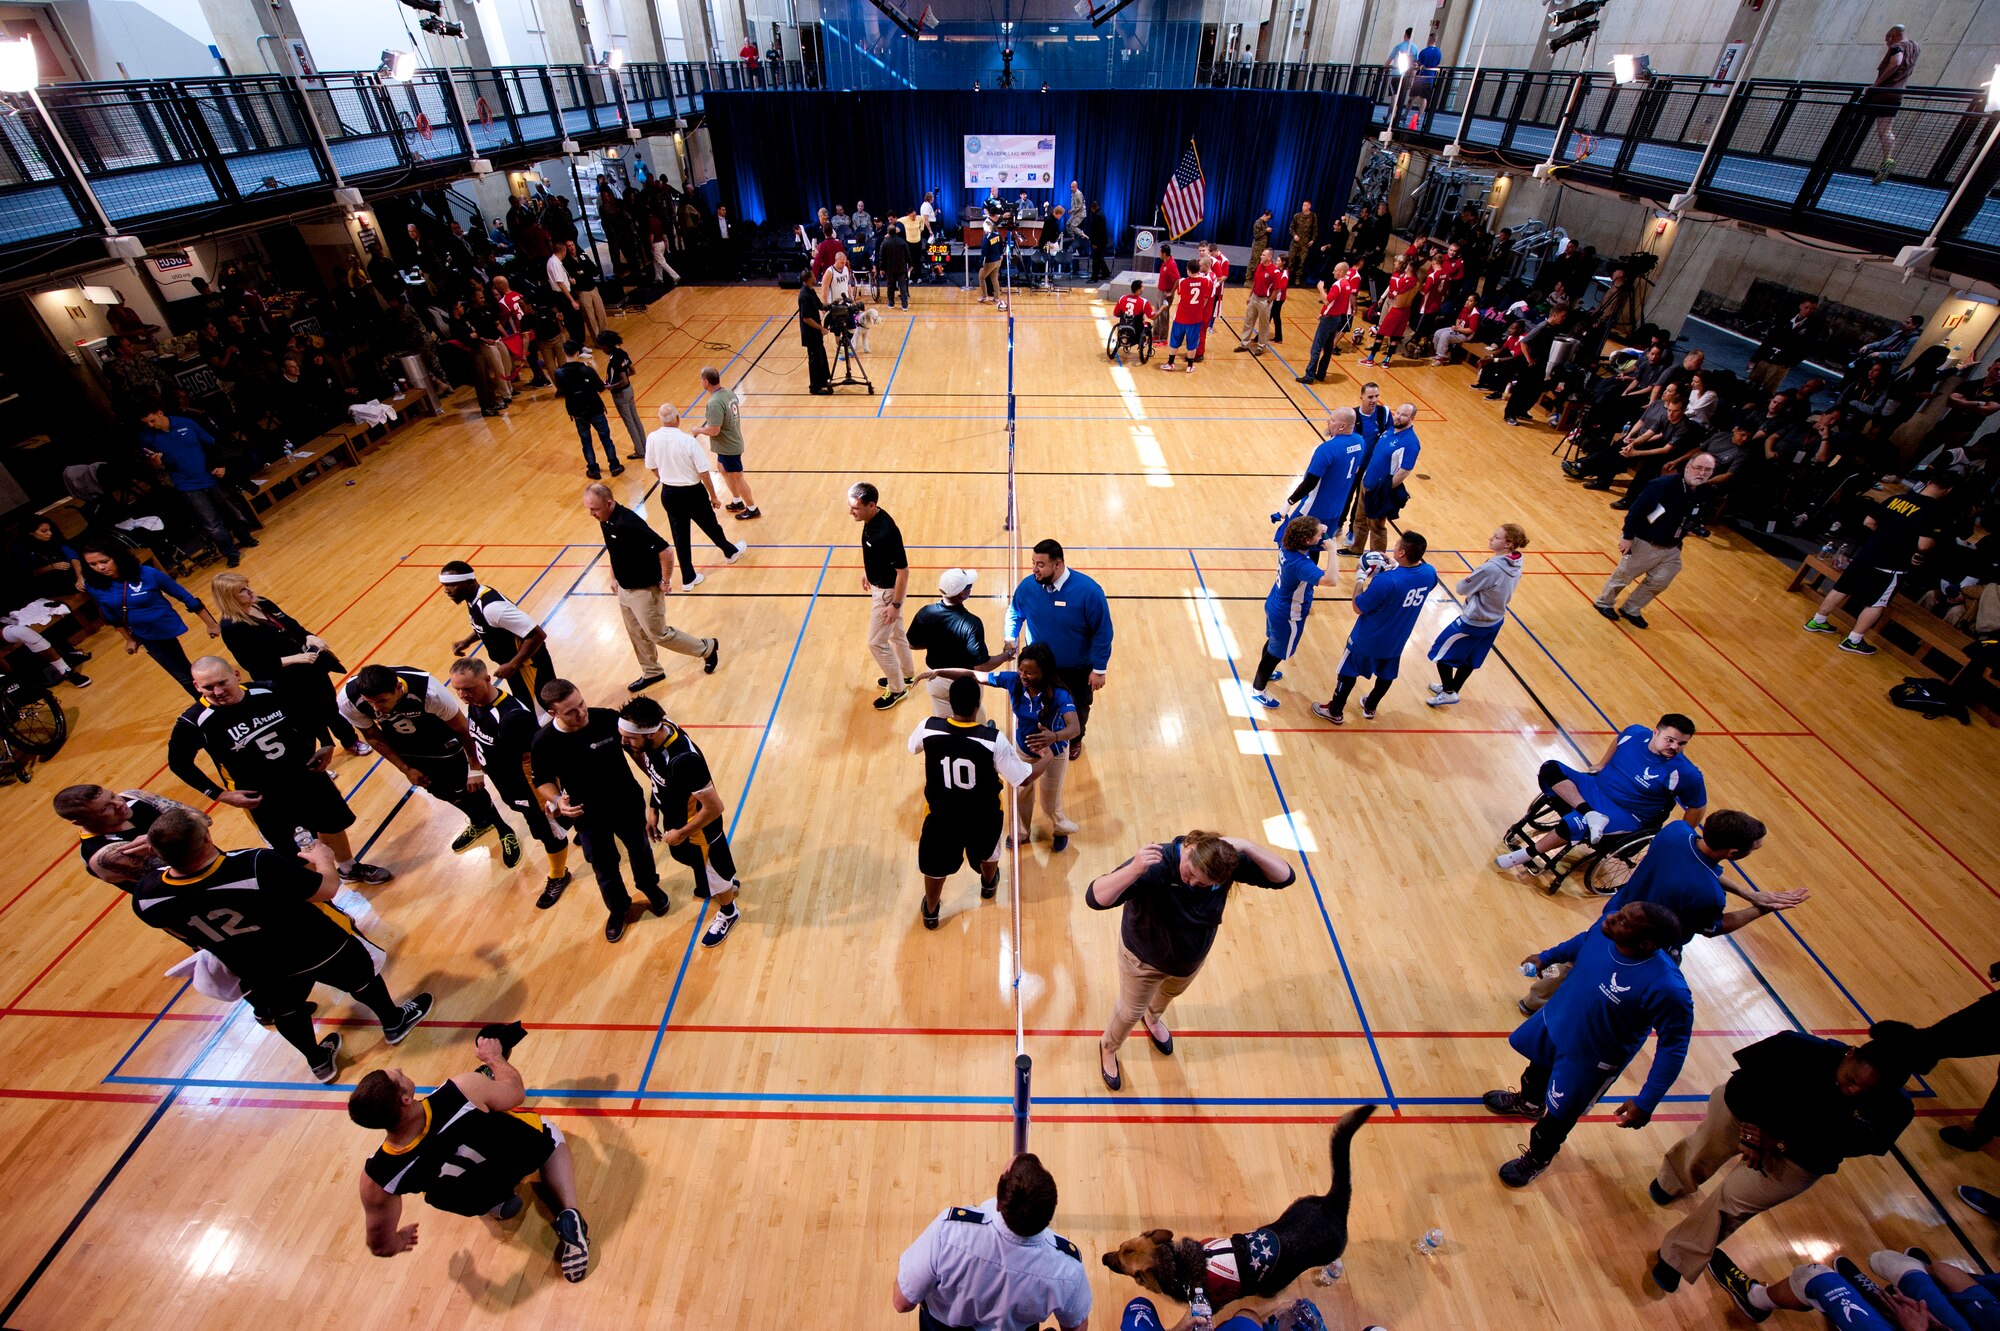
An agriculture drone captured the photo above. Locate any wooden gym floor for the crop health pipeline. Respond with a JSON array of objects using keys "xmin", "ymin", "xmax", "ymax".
[{"xmin": 1, "ymin": 281, "xmax": 1996, "ymax": 1329}]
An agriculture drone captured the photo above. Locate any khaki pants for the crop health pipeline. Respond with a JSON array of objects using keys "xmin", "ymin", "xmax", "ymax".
[
  {"xmin": 1595, "ymin": 538, "xmax": 1684, "ymax": 614},
  {"xmin": 537, "ymin": 337, "xmax": 565, "ymax": 383},
  {"xmin": 1656, "ymin": 1084, "xmax": 1822, "ymax": 1281},
  {"xmin": 1349, "ymin": 514, "xmax": 1390, "ymax": 552},
  {"xmin": 979, "ymin": 260, "xmax": 1002, "ymax": 300},
  {"xmin": 579, "ymin": 288, "xmax": 608, "ymax": 341},
  {"xmin": 1241, "ymin": 294, "xmax": 1273, "ymax": 347},
  {"xmin": 1016, "ymin": 749, "xmax": 1069, "ymax": 837},
  {"xmin": 869, "ymin": 587, "xmax": 915, "ymax": 684},
  {"xmin": 1101, "ymin": 942, "xmax": 1201, "ymax": 1056},
  {"xmin": 615, "ymin": 585, "xmax": 710, "ymax": 675},
  {"xmin": 1746, "ymin": 359, "xmax": 1789, "ymax": 395},
  {"xmin": 925, "ymin": 675, "xmax": 986, "ymax": 721}
]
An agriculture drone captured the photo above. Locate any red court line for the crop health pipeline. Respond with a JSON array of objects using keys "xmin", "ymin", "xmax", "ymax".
[
  {"xmin": 1646, "ymin": 595, "xmax": 2000, "ymax": 906},
  {"xmin": 317, "ymin": 556, "xmax": 419, "ymax": 635},
  {"xmin": 1549, "ymin": 571, "xmax": 1992, "ymax": 988},
  {"xmin": 633, "ymin": 314, "xmax": 732, "ymax": 400},
  {"xmin": 0, "ymin": 1087, "xmax": 164, "ymax": 1106},
  {"xmin": 4, "ymin": 896, "xmax": 123, "ymax": 1010},
  {"xmin": 1552, "ymin": 570, "xmax": 1723, "ymax": 730}
]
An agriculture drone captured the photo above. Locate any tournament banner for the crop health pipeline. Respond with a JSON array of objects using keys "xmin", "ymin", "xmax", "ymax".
[{"xmin": 963, "ymin": 135, "xmax": 1057, "ymax": 190}]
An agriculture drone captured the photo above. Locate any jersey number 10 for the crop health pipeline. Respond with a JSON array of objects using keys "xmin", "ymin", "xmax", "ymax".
[{"xmin": 940, "ymin": 757, "xmax": 979, "ymax": 790}]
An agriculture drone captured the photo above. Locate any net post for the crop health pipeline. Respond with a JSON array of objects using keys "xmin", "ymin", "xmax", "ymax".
[{"xmin": 1011, "ymin": 1053, "xmax": 1032, "ymax": 1157}]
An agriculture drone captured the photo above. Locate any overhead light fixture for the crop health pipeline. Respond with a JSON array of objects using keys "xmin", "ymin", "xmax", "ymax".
[
  {"xmin": 377, "ymin": 49, "xmax": 418, "ymax": 81},
  {"xmin": 1611, "ymin": 52, "xmax": 1650, "ymax": 83},
  {"xmin": 605, "ymin": 48, "xmax": 627, "ymax": 70},
  {"xmin": 80, "ymin": 284, "xmax": 121, "ymax": 305},
  {"xmin": 1394, "ymin": 51, "xmax": 1410, "ymax": 75},
  {"xmin": 419, "ymin": 16, "xmax": 464, "ymax": 37},
  {"xmin": 1547, "ymin": 19, "xmax": 1598, "ymax": 54},
  {"xmin": 1548, "ymin": 0, "xmax": 1604, "ymax": 26},
  {"xmin": 0, "ymin": 36, "xmax": 37, "ymax": 91}
]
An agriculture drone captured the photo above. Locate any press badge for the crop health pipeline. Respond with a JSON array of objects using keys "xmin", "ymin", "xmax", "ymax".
[{"xmin": 1054, "ymin": 600, "xmax": 1067, "ymax": 606}]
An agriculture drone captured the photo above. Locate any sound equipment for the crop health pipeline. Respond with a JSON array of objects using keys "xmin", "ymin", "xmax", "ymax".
[{"xmin": 778, "ymin": 273, "xmax": 803, "ymax": 290}]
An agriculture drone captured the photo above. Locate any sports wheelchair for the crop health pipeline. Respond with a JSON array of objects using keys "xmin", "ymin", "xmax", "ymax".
[
  {"xmin": 1106, "ymin": 311, "xmax": 1153, "ymax": 365},
  {"xmin": 1501, "ymin": 794, "xmax": 1663, "ymax": 897}
]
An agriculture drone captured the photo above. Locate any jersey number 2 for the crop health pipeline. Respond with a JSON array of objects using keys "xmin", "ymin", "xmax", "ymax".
[
  {"xmin": 185, "ymin": 908, "xmax": 261, "ymax": 941},
  {"xmin": 941, "ymin": 757, "xmax": 978, "ymax": 790}
]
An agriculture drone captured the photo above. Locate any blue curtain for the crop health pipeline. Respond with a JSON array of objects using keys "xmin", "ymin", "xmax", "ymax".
[{"xmin": 706, "ymin": 90, "xmax": 1372, "ymax": 252}]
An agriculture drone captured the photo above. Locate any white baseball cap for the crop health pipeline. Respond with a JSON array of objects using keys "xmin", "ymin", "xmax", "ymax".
[{"xmin": 938, "ymin": 568, "xmax": 978, "ymax": 597}]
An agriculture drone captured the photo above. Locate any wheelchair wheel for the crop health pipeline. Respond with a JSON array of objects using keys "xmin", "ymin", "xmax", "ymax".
[
  {"xmin": 0, "ymin": 676, "xmax": 67, "ymax": 759},
  {"xmin": 1106, "ymin": 325, "xmax": 1121, "ymax": 361},
  {"xmin": 1581, "ymin": 829, "xmax": 1657, "ymax": 896},
  {"xmin": 1138, "ymin": 328, "xmax": 1153, "ymax": 364}
]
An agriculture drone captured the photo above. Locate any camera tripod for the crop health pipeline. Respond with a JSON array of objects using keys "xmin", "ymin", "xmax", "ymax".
[{"xmin": 828, "ymin": 328, "xmax": 875, "ymax": 394}]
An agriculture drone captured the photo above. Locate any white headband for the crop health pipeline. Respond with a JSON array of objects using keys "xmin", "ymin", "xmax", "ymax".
[
  {"xmin": 616, "ymin": 718, "xmax": 662, "ymax": 735},
  {"xmin": 438, "ymin": 570, "xmax": 478, "ymax": 584}
]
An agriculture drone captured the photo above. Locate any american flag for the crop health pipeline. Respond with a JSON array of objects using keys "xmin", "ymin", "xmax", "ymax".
[{"xmin": 1161, "ymin": 139, "xmax": 1205, "ymax": 239}]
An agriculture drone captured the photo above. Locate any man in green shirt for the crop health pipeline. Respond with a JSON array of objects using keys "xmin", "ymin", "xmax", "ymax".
[{"xmin": 691, "ymin": 366, "xmax": 760, "ymax": 521}]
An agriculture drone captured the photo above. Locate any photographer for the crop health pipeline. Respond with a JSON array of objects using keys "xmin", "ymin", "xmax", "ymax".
[{"xmin": 798, "ymin": 274, "xmax": 832, "ymax": 394}]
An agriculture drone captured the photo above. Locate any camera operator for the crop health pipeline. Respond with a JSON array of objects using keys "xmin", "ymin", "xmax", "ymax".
[{"xmin": 798, "ymin": 271, "xmax": 832, "ymax": 395}]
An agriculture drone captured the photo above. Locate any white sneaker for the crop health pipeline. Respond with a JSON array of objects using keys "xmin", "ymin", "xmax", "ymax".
[
  {"xmin": 683, "ymin": 572, "xmax": 707, "ymax": 589},
  {"xmin": 1052, "ymin": 814, "xmax": 1079, "ymax": 835},
  {"xmin": 1426, "ymin": 682, "xmax": 1444, "ymax": 695},
  {"xmin": 724, "ymin": 542, "xmax": 747, "ymax": 564},
  {"xmin": 1582, "ymin": 810, "xmax": 1610, "ymax": 844},
  {"xmin": 1495, "ymin": 848, "xmax": 1531, "ymax": 870},
  {"xmin": 1426, "ymin": 691, "xmax": 1460, "ymax": 707}
]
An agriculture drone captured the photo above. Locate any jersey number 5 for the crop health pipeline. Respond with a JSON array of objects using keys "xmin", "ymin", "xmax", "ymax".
[
  {"xmin": 941, "ymin": 757, "xmax": 979, "ymax": 790},
  {"xmin": 184, "ymin": 908, "xmax": 261, "ymax": 942}
]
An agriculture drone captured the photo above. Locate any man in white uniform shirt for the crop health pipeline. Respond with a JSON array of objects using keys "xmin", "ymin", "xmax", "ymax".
[
  {"xmin": 645, "ymin": 403, "xmax": 744, "ymax": 591},
  {"xmin": 894, "ymin": 1153, "xmax": 1092, "ymax": 1331}
]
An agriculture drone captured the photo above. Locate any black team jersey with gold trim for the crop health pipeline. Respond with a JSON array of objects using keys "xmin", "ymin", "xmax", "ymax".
[
  {"xmin": 626, "ymin": 721, "xmax": 716, "ymax": 826},
  {"xmin": 131, "ymin": 848, "xmax": 351, "ymax": 984},
  {"xmin": 363, "ymin": 1079, "xmax": 555, "ymax": 1216},
  {"xmin": 167, "ymin": 684, "xmax": 316, "ymax": 797},
  {"xmin": 907, "ymin": 716, "xmax": 1030, "ymax": 819}
]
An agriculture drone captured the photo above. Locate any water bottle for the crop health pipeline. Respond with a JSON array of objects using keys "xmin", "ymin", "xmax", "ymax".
[
  {"xmin": 1187, "ymin": 1286, "xmax": 1213, "ymax": 1330},
  {"xmin": 1313, "ymin": 1258, "xmax": 1345, "ymax": 1285},
  {"xmin": 1521, "ymin": 961, "xmax": 1540, "ymax": 977},
  {"xmin": 1416, "ymin": 1227, "xmax": 1444, "ymax": 1258},
  {"xmin": 292, "ymin": 827, "xmax": 316, "ymax": 851}
]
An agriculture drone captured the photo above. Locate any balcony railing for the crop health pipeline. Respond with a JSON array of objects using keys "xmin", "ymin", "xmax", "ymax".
[{"xmin": 1, "ymin": 57, "xmax": 1993, "ymax": 281}]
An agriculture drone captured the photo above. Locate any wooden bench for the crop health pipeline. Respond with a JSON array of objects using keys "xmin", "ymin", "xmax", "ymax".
[
  {"xmin": 245, "ymin": 436, "xmax": 360, "ymax": 514},
  {"xmin": 1786, "ymin": 553, "xmax": 1994, "ymax": 718}
]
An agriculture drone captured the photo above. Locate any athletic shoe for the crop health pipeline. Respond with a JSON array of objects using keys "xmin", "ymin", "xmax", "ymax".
[
  {"xmin": 1481, "ymin": 1089, "xmax": 1546, "ymax": 1120},
  {"xmin": 1268, "ymin": 670, "xmax": 1283, "ymax": 681},
  {"xmin": 703, "ymin": 638, "xmax": 721, "ymax": 674},
  {"xmin": 684, "ymin": 572, "xmax": 706, "ymax": 589},
  {"xmin": 1619, "ymin": 610, "xmax": 1650, "ymax": 629},
  {"xmin": 876, "ymin": 675, "xmax": 917, "ymax": 688},
  {"xmin": 62, "ymin": 649, "xmax": 92, "ymax": 665},
  {"xmin": 873, "ymin": 687, "xmax": 908, "ymax": 710},
  {"xmin": 61, "ymin": 671, "xmax": 91, "ymax": 687},
  {"xmin": 1052, "ymin": 835, "xmax": 1069, "ymax": 853},
  {"xmin": 554, "ymin": 1209, "xmax": 591, "ymax": 1282},
  {"xmin": 490, "ymin": 1193, "xmax": 526, "ymax": 1221},
  {"xmin": 1360, "ymin": 355, "xmax": 1377, "ymax": 365},
  {"xmin": 1427, "ymin": 682, "xmax": 1444, "ymax": 695},
  {"xmin": 1250, "ymin": 691, "xmax": 1280, "ymax": 709},
  {"xmin": 1709, "ymin": 1250, "xmax": 1772, "ymax": 1323},
  {"xmin": 724, "ymin": 543, "xmax": 747, "ymax": 563},
  {"xmin": 1497, "ymin": 1148, "xmax": 1551, "ymax": 1188},
  {"xmin": 1940, "ymin": 1125, "xmax": 1990, "ymax": 1151},
  {"xmin": 498, "ymin": 830, "xmax": 522, "ymax": 868},
  {"xmin": 979, "ymin": 864, "xmax": 1000, "ymax": 899},
  {"xmin": 725, "ymin": 500, "xmax": 745, "ymax": 511},
  {"xmin": 1688, "ymin": 524, "xmax": 1710, "ymax": 539},
  {"xmin": 1233, "ymin": 344, "xmax": 1252, "ymax": 353},
  {"xmin": 1594, "ymin": 604, "xmax": 1620, "ymax": 621},
  {"xmin": 307, "ymin": 1032, "xmax": 342, "ymax": 1083},
  {"xmin": 1803, "ymin": 617, "xmax": 1839, "ymax": 634},
  {"xmin": 700, "ymin": 907, "xmax": 738, "ymax": 948},
  {"xmin": 921, "ymin": 897, "xmax": 941, "ymax": 930},
  {"xmin": 1872, "ymin": 157, "xmax": 1895, "ymax": 185},
  {"xmin": 628, "ymin": 672, "xmax": 666, "ymax": 692},
  {"xmin": 1582, "ymin": 810, "xmax": 1610, "ymax": 844},
  {"xmin": 1649, "ymin": 1179, "xmax": 1677, "ymax": 1207},
  {"xmin": 350, "ymin": 741, "xmax": 374, "ymax": 756},
  {"xmin": 340, "ymin": 861, "xmax": 394, "ymax": 885},
  {"xmin": 1311, "ymin": 702, "xmax": 1344, "ymax": 726},
  {"xmin": 1649, "ymin": 1253, "xmax": 1681, "ymax": 1293},
  {"xmin": 733, "ymin": 507, "xmax": 762, "ymax": 520},
  {"xmin": 1905, "ymin": 1247, "xmax": 1934, "ymax": 1264},
  {"xmin": 1484, "ymin": 390, "xmax": 1506, "ymax": 400},
  {"xmin": 382, "ymin": 992, "xmax": 434, "ymax": 1045},
  {"xmin": 451, "ymin": 822, "xmax": 495, "ymax": 852},
  {"xmin": 536, "ymin": 872, "xmax": 571, "ymax": 909},
  {"xmin": 1838, "ymin": 638, "xmax": 1878, "ymax": 655},
  {"xmin": 1052, "ymin": 814, "xmax": 1079, "ymax": 835},
  {"xmin": 1425, "ymin": 690, "xmax": 1460, "ymax": 707},
  {"xmin": 1960, "ymin": 1185, "xmax": 1999, "ymax": 1216},
  {"xmin": 1360, "ymin": 703, "xmax": 1377, "ymax": 720}
]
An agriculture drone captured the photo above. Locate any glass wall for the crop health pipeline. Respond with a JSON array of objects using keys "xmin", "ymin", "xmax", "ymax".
[{"xmin": 817, "ymin": 0, "xmax": 1202, "ymax": 91}]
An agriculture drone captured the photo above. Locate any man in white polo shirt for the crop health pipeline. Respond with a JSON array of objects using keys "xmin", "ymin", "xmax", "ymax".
[
  {"xmin": 894, "ymin": 1153, "xmax": 1092, "ymax": 1331},
  {"xmin": 645, "ymin": 403, "xmax": 744, "ymax": 591}
]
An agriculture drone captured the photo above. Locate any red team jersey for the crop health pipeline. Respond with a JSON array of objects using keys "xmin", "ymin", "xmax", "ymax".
[
  {"xmin": 1319, "ymin": 270, "xmax": 1362, "ymax": 317},
  {"xmin": 1250, "ymin": 261, "xmax": 1283, "ymax": 298},
  {"xmin": 1156, "ymin": 257, "xmax": 1180, "ymax": 297},
  {"xmin": 1173, "ymin": 274, "xmax": 1216, "ymax": 324},
  {"xmin": 1113, "ymin": 294, "xmax": 1154, "ymax": 320}
]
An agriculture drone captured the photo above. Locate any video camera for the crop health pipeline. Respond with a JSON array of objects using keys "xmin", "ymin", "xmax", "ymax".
[{"xmin": 825, "ymin": 299, "xmax": 860, "ymax": 337}]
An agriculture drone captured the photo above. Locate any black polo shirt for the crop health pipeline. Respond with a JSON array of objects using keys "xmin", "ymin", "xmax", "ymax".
[
  {"xmin": 599, "ymin": 503, "xmax": 670, "ymax": 590},
  {"xmin": 1087, "ymin": 838, "xmax": 1294, "ymax": 976},
  {"xmin": 861, "ymin": 509, "xmax": 908, "ymax": 589},
  {"xmin": 529, "ymin": 707, "xmax": 644, "ymax": 814},
  {"xmin": 1722, "ymin": 1032, "xmax": 1913, "ymax": 1175},
  {"xmin": 906, "ymin": 601, "xmax": 988, "ymax": 668}
]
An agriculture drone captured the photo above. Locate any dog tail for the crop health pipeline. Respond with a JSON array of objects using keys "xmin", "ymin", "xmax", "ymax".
[{"xmin": 1322, "ymin": 1103, "xmax": 1377, "ymax": 1207}]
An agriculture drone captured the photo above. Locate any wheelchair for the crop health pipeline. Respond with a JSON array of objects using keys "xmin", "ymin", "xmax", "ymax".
[
  {"xmin": 1501, "ymin": 794, "xmax": 1663, "ymax": 896},
  {"xmin": 1106, "ymin": 313, "xmax": 1153, "ymax": 365}
]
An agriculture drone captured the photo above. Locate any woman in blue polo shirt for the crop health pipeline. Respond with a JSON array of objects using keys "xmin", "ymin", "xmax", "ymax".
[
  {"xmin": 921, "ymin": 642, "xmax": 1081, "ymax": 852},
  {"xmin": 80, "ymin": 540, "xmax": 219, "ymax": 697}
]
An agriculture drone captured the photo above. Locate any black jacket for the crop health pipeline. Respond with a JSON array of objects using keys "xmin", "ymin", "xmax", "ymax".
[
  {"xmin": 878, "ymin": 232, "xmax": 910, "ymax": 279},
  {"xmin": 1621, "ymin": 475, "xmax": 1704, "ymax": 547}
]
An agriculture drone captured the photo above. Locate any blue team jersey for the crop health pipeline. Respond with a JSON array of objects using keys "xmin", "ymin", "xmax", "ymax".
[
  {"xmin": 1596, "ymin": 724, "xmax": 1708, "ymax": 823},
  {"xmin": 1531, "ymin": 923, "xmax": 1693, "ymax": 1113},
  {"xmin": 1281, "ymin": 434, "xmax": 1366, "ymax": 537},
  {"xmin": 1603, "ymin": 821, "xmax": 1726, "ymax": 944},
  {"xmin": 983, "ymin": 670, "xmax": 1077, "ymax": 757},
  {"xmin": 1362, "ymin": 426, "xmax": 1420, "ymax": 490},
  {"xmin": 1263, "ymin": 551, "xmax": 1326, "ymax": 659},
  {"xmin": 1345, "ymin": 562, "xmax": 1438, "ymax": 659}
]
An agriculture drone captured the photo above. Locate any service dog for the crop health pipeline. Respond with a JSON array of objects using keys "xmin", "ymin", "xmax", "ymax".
[{"xmin": 1101, "ymin": 1104, "xmax": 1375, "ymax": 1328}]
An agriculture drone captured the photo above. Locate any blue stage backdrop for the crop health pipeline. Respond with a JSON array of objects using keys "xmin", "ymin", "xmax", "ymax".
[{"xmin": 705, "ymin": 89, "xmax": 1373, "ymax": 254}]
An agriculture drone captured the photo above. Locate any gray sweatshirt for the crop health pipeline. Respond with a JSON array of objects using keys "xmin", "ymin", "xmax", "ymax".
[{"xmin": 1454, "ymin": 552, "xmax": 1523, "ymax": 627}]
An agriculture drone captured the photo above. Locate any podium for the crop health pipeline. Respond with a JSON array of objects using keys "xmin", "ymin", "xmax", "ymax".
[{"xmin": 1128, "ymin": 225, "xmax": 1168, "ymax": 272}]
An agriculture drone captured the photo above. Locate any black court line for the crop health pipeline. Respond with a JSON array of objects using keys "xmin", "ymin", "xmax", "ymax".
[{"xmin": 1892, "ymin": 1143, "xmax": 1992, "ymax": 1273}]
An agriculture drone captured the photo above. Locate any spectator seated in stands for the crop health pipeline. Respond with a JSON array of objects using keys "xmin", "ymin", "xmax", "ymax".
[
  {"xmin": 1570, "ymin": 383, "xmax": 1689, "ymax": 492},
  {"xmin": 1475, "ymin": 319, "xmax": 1529, "ymax": 395}
]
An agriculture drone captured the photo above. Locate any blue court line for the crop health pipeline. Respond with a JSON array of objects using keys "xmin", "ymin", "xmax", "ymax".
[
  {"xmin": 683, "ymin": 313, "xmax": 775, "ymax": 414},
  {"xmin": 103, "ymin": 979, "xmax": 192, "ymax": 1081},
  {"xmin": 1235, "ymin": 321, "xmax": 1332, "ymax": 415},
  {"xmin": 1187, "ymin": 550, "xmax": 1400, "ymax": 1113},
  {"xmin": 631, "ymin": 543, "xmax": 836, "ymax": 1099},
  {"xmin": 1455, "ymin": 551, "xmax": 1616, "ymax": 732},
  {"xmin": 538, "ymin": 549, "xmax": 607, "ymax": 625},
  {"xmin": 876, "ymin": 317, "xmax": 916, "ymax": 418}
]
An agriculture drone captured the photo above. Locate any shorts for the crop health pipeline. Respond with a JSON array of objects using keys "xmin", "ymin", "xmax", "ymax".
[
  {"xmin": 247, "ymin": 770, "xmax": 358, "ymax": 848},
  {"xmin": 1428, "ymin": 617, "xmax": 1502, "ymax": 670},
  {"xmin": 1265, "ymin": 609, "xmax": 1310, "ymax": 661},
  {"xmin": 1377, "ymin": 306, "xmax": 1411, "ymax": 339},
  {"xmin": 1833, "ymin": 563, "xmax": 1900, "ymax": 609},
  {"xmin": 918, "ymin": 806, "xmax": 1003, "ymax": 878},
  {"xmin": 241, "ymin": 933, "xmax": 376, "ymax": 1025},
  {"xmin": 1336, "ymin": 648, "xmax": 1403, "ymax": 681},
  {"xmin": 1168, "ymin": 320, "xmax": 1201, "ymax": 351},
  {"xmin": 1546, "ymin": 764, "xmax": 1644, "ymax": 836},
  {"xmin": 665, "ymin": 817, "xmax": 738, "ymax": 895},
  {"xmin": 714, "ymin": 452, "xmax": 745, "ymax": 473}
]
